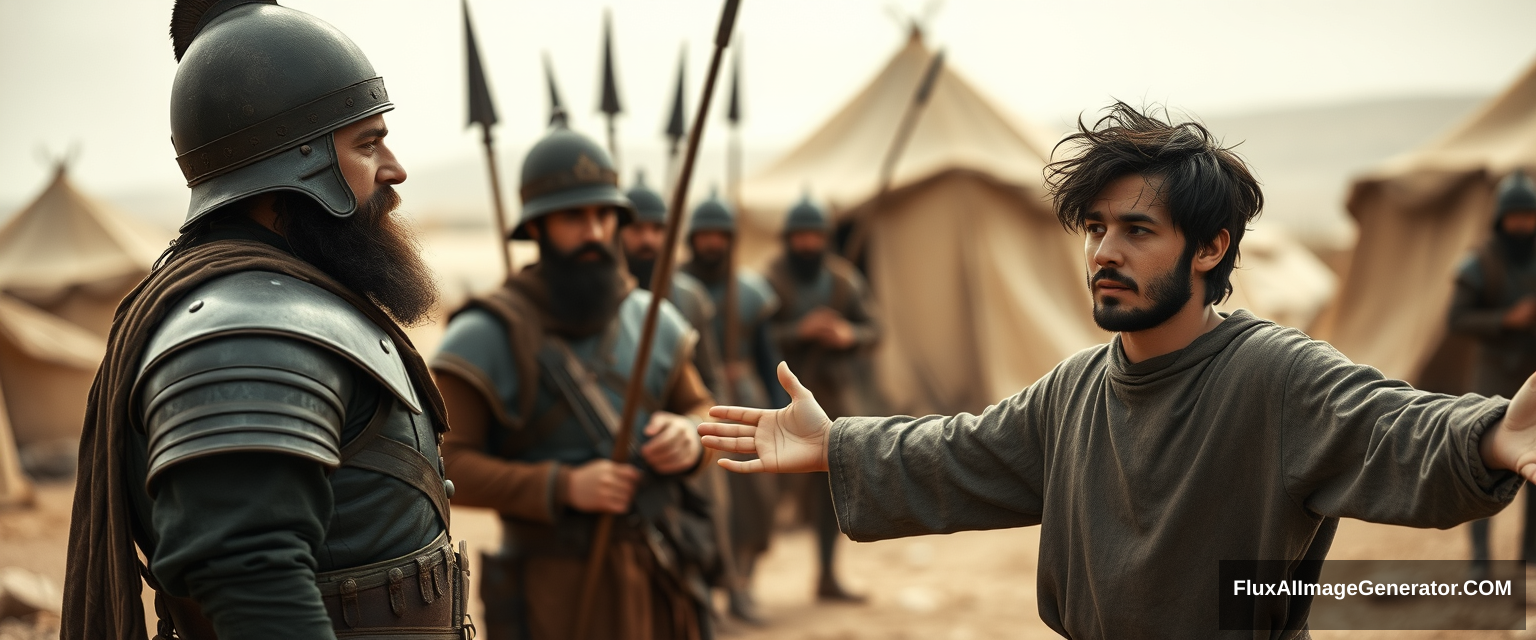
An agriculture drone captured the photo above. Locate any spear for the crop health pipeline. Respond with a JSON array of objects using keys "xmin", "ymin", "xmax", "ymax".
[
  {"xmin": 721, "ymin": 39, "xmax": 743, "ymax": 397},
  {"xmin": 598, "ymin": 9, "xmax": 623, "ymax": 170},
  {"xmin": 843, "ymin": 47, "xmax": 945, "ymax": 265},
  {"xmin": 571, "ymin": 0, "xmax": 742, "ymax": 636},
  {"xmin": 662, "ymin": 45, "xmax": 687, "ymax": 191},
  {"xmin": 462, "ymin": 0, "xmax": 511, "ymax": 275},
  {"xmin": 543, "ymin": 51, "xmax": 569, "ymax": 127}
]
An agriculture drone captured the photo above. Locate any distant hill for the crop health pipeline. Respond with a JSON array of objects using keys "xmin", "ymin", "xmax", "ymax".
[{"xmin": 1199, "ymin": 94, "xmax": 1485, "ymax": 250}]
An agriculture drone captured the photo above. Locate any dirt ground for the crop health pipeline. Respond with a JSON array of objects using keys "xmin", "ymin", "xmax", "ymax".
[{"xmin": 3, "ymin": 480, "xmax": 1536, "ymax": 639}]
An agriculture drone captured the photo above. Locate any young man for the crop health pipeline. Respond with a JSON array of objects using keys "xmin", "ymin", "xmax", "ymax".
[
  {"xmin": 700, "ymin": 103, "xmax": 1536, "ymax": 637},
  {"xmin": 432, "ymin": 126, "xmax": 713, "ymax": 639},
  {"xmin": 1448, "ymin": 170, "xmax": 1536, "ymax": 576},
  {"xmin": 680, "ymin": 193, "xmax": 787, "ymax": 622},
  {"xmin": 64, "ymin": 2, "xmax": 467, "ymax": 639}
]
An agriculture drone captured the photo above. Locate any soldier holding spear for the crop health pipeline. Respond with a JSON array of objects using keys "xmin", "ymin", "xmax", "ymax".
[{"xmin": 434, "ymin": 4, "xmax": 744, "ymax": 640}]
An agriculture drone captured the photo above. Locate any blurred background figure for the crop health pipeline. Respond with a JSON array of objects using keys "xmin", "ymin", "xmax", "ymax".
[
  {"xmin": 765, "ymin": 195, "xmax": 884, "ymax": 603},
  {"xmin": 1448, "ymin": 170, "xmax": 1536, "ymax": 579},
  {"xmin": 681, "ymin": 191, "xmax": 786, "ymax": 623}
]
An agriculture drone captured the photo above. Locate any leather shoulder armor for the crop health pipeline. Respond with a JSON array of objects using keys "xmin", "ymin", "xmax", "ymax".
[
  {"xmin": 138, "ymin": 270, "xmax": 421, "ymax": 413},
  {"xmin": 134, "ymin": 333, "xmax": 357, "ymax": 489}
]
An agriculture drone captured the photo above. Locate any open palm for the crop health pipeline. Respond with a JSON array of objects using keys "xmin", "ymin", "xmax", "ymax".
[{"xmin": 699, "ymin": 362, "xmax": 833, "ymax": 474}]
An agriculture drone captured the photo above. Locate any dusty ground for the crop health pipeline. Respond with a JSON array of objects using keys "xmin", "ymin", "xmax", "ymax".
[{"xmin": 3, "ymin": 480, "xmax": 1536, "ymax": 639}]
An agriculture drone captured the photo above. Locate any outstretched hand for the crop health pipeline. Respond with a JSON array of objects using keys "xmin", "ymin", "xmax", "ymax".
[
  {"xmin": 1483, "ymin": 372, "xmax": 1536, "ymax": 483},
  {"xmin": 699, "ymin": 362, "xmax": 833, "ymax": 474}
]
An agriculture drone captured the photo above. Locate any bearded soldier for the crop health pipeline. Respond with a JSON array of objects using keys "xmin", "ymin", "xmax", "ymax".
[
  {"xmin": 702, "ymin": 103, "xmax": 1536, "ymax": 637},
  {"xmin": 679, "ymin": 193, "xmax": 786, "ymax": 622},
  {"xmin": 433, "ymin": 126, "xmax": 713, "ymax": 639},
  {"xmin": 1449, "ymin": 170, "xmax": 1536, "ymax": 578},
  {"xmin": 764, "ymin": 195, "xmax": 880, "ymax": 603},
  {"xmin": 63, "ymin": 2, "xmax": 468, "ymax": 639},
  {"xmin": 622, "ymin": 173, "xmax": 727, "ymax": 395}
]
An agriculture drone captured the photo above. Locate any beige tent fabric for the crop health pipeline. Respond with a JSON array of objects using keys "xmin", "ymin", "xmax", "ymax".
[
  {"xmin": 0, "ymin": 294, "xmax": 105, "ymax": 447},
  {"xmin": 0, "ymin": 168, "xmax": 154, "ymax": 456},
  {"xmin": 0, "ymin": 166, "xmax": 164, "ymax": 298},
  {"xmin": 1318, "ymin": 57, "xmax": 1536, "ymax": 381},
  {"xmin": 1218, "ymin": 224, "xmax": 1338, "ymax": 332},
  {"xmin": 0, "ymin": 379, "xmax": 35, "ymax": 508}
]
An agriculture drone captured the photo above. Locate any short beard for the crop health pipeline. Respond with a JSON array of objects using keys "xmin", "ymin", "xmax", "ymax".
[
  {"xmin": 281, "ymin": 188, "xmax": 440, "ymax": 327},
  {"xmin": 627, "ymin": 255, "xmax": 656, "ymax": 291},
  {"xmin": 689, "ymin": 245, "xmax": 730, "ymax": 283},
  {"xmin": 1499, "ymin": 231, "xmax": 1536, "ymax": 265},
  {"xmin": 539, "ymin": 237, "xmax": 623, "ymax": 336},
  {"xmin": 787, "ymin": 248, "xmax": 824, "ymax": 283},
  {"xmin": 1089, "ymin": 248, "xmax": 1194, "ymax": 333}
]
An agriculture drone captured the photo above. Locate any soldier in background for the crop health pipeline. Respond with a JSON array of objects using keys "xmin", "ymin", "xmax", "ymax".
[
  {"xmin": 681, "ymin": 193, "xmax": 788, "ymax": 623},
  {"xmin": 64, "ymin": 2, "xmax": 468, "ymax": 638},
  {"xmin": 765, "ymin": 195, "xmax": 883, "ymax": 603},
  {"xmin": 1449, "ymin": 169, "xmax": 1536, "ymax": 578},
  {"xmin": 622, "ymin": 173, "xmax": 727, "ymax": 394},
  {"xmin": 433, "ymin": 126, "xmax": 714, "ymax": 639}
]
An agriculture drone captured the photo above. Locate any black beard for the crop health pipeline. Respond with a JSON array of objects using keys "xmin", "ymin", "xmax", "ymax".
[
  {"xmin": 688, "ymin": 247, "xmax": 730, "ymax": 283},
  {"xmin": 1500, "ymin": 232, "xmax": 1536, "ymax": 265},
  {"xmin": 627, "ymin": 255, "xmax": 656, "ymax": 291},
  {"xmin": 539, "ymin": 238, "xmax": 623, "ymax": 336},
  {"xmin": 280, "ymin": 188, "xmax": 439, "ymax": 327},
  {"xmin": 1089, "ymin": 249, "xmax": 1194, "ymax": 333},
  {"xmin": 787, "ymin": 249, "xmax": 824, "ymax": 283}
]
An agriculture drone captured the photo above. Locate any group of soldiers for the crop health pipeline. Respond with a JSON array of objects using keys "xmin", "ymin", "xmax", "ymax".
[
  {"xmin": 60, "ymin": 2, "xmax": 880, "ymax": 638},
  {"xmin": 432, "ymin": 124, "xmax": 884, "ymax": 637}
]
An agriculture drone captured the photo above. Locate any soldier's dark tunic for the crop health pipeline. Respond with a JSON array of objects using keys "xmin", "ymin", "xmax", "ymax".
[
  {"xmin": 1450, "ymin": 244, "xmax": 1536, "ymax": 397},
  {"xmin": 433, "ymin": 266, "xmax": 713, "ymax": 640},
  {"xmin": 828, "ymin": 311, "xmax": 1519, "ymax": 639},
  {"xmin": 67, "ymin": 226, "xmax": 464, "ymax": 640},
  {"xmin": 765, "ymin": 253, "xmax": 883, "ymax": 420}
]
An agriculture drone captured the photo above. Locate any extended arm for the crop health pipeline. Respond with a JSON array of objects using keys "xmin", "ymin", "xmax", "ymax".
[
  {"xmin": 702, "ymin": 362, "xmax": 1048, "ymax": 542},
  {"xmin": 1281, "ymin": 335, "xmax": 1523, "ymax": 527}
]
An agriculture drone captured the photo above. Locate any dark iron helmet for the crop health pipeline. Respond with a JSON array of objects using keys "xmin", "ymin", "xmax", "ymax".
[
  {"xmin": 783, "ymin": 193, "xmax": 829, "ymax": 234},
  {"xmin": 169, "ymin": 0, "xmax": 393, "ymax": 230},
  {"xmin": 1496, "ymin": 170, "xmax": 1536, "ymax": 221},
  {"xmin": 625, "ymin": 171, "xmax": 668, "ymax": 225},
  {"xmin": 688, "ymin": 188, "xmax": 735, "ymax": 235},
  {"xmin": 514, "ymin": 125, "xmax": 634, "ymax": 239}
]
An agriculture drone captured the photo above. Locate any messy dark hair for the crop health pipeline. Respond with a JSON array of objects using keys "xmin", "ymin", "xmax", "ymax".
[{"xmin": 1045, "ymin": 101, "xmax": 1263, "ymax": 306}]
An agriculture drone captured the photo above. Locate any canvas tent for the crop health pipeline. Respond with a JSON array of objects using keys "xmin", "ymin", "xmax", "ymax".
[
  {"xmin": 0, "ymin": 167, "xmax": 164, "ymax": 453},
  {"xmin": 1319, "ymin": 57, "xmax": 1536, "ymax": 383},
  {"xmin": 736, "ymin": 31, "xmax": 1104, "ymax": 414}
]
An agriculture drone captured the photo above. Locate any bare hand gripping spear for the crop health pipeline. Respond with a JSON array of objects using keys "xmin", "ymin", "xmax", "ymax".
[{"xmin": 571, "ymin": 0, "xmax": 743, "ymax": 636}]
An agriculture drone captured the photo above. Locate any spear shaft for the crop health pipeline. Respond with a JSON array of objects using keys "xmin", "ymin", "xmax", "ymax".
[{"xmin": 571, "ymin": 1, "xmax": 742, "ymax": 636}]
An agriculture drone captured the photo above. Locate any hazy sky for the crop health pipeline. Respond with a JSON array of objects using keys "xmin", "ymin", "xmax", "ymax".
[{"xmin": 2, "ymin": 0, "xmax": 1535, "ymax": 209}]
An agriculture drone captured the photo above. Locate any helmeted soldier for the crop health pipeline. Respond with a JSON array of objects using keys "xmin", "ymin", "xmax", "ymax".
[
  {"xmin": 432, "ymin": 126, "xmax": 714, "ymax": 639},
  {"xmin": 1450, "ymin": 169, "xmax": 1536, "ymax": 577},
  {"xmin": 678, "ymin": 191, "xmax": 787, "ymax": 623},
  {"xmin": 622, "ymin": 172, "xmax": 727, "ymax": 394},
  {"xmin": 764, "ymin": 194, "xmax": 883, "ymax": 603},
  {"xmin": 63, "ymin": 2, "xmax": 469, "ymax": 639}
]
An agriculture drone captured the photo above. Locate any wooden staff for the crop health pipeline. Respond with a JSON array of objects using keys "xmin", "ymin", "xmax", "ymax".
[
  {"xmin": 843, "ymin": 48, "xmax": 945, "ymax": 265},
  {"xmin": 571, "ymin": 1, "xmax": 743, "ymax": 636}
]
